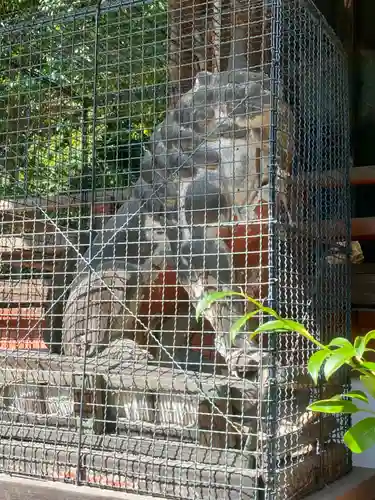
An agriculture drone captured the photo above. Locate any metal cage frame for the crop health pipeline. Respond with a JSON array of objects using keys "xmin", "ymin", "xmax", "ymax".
[{"xmin": 0, "ymin": 0, "xmax": 351, "ymax": 499}]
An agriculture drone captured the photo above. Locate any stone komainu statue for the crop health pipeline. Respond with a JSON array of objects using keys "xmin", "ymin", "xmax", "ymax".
[{"xmin": 61, "ymin": 25, "xmax": 294, "ymax": 375}]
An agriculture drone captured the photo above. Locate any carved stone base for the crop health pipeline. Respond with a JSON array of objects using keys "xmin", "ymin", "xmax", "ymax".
[
  {"xmin": 0, "ymin": 347, "xmax": 350, "ymax": 499},
  {"xmin": 3, "ymin": 375, "xmax": 104, "ymax": 435},
  {"xmin": 279, "ymin": 443, "xmax": 349, "ymax": 499}
]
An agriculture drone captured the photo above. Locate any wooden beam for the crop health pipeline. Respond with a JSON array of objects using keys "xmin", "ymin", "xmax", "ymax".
[
  {"xmin": 351, "ymin": 166, "xmax": 375, "ymax": 184},
  {"xmin": 2, "ymin": 168, "xmax": 373, "ymax": 218},
  {"xmin": 0, "ymin": 187, "xmax": 131, "ymax": 214},
  {"xmin": 0, "ymin": 231, "xmax": 79, "ymax": 265},
  {"xmin": 352, "ymin": 217, "xmax": 375, "ymax": 238},
  {"xmin": 313, "ymin": 216, "xmax": 375, "ymax": 241},
  {"xmin": 292, "ymin": 166, "xmax": 375, "ymax": 188},
  {"xmin": 0, "ymin": 307, "xmax": 44, "ymax": 319},
  {"xmin": 0, "ymin": 279, "xmax": 48, "ymax": 304},
  {"xmin": 352, "ymin": 264, "xmax": 375, "ymax": 305}
]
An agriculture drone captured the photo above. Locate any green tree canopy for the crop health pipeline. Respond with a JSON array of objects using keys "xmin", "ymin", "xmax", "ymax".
[{"xmin": 0, "ymin": 0, "xmax": 168, "ymax": 208}]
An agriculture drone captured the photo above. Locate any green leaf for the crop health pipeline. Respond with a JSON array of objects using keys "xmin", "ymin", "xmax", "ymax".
[
  {"xmin": 280, "ymin": 318, "xmax": 312, "ymax": 337},
  {"xmin": 364, "ymin": 330, "xmax": 375, "ymax": 347},
  {"xmin": 354, "ymin": 336, "xmax": 366, "ymax": 357},
  {"xmin": 308, "ymin": 349, "xmax": 333, "ymax": 385},
  {"xmin": 361, "ymin": 375, "xmax": 375, "ymax": 399},
  {"xmin": 251, "ymin": 319, "xmax": 288, "ymax": 337},
  {"xmin": 343, "ymin": 390, "xmax": 369, "ymax": 403},
  {"xmin": 323, "ymin": 346, "xmax": 355, "ymax": 381},
  {"xmin": 230, "ymin": 310, "xmax": 260, "ymax": 342},
  {"xmin": 307, "ymin": 399, "xmax": 360, "ymax": 414},
  {"xmin": 329, "ymin": 394, "xmax": 344, "ymax": 401},
  {"xmin": 361, "ymin": 362, "xmax": 375, "ymax": 372},
  {"xmin": 239, "ymin": 294, "xmax": 263, "ymax": 310},
  {"xmin": 344, "ymin": 417, "xmax": 375, "ymax": 453},
  {"xmin": 243, "ymin": 297, "xmax": 280, "ymax": 319},
  {"xmin": 252, "ymin": 319, "xmax": 318, "ymax": 345},
  {"xmin": 352, "ymin": 368, "xmax": 370, "ymax": 378},
  {"xmin": 195, "ymin": 291, "xmax": 245, "ymax": 321},
  {"xmin": 329, "ymin": 337, "xmax": 354, "ymax": 350}
]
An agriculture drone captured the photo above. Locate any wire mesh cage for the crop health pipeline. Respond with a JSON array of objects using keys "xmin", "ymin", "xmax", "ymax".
[{"xmin": 0, "ymin": 0, "xmax": 351, "ymax": 499}]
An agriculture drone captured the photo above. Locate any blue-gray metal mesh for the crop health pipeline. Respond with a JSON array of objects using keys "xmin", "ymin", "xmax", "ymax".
[{"xmin": 0, "ymin": 0, "xmax": 351, "ymax": 499}]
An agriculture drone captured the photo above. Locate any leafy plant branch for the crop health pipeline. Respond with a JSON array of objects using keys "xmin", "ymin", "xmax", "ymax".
[{"xmin": 196, "ymin": 290, "xmax": 375, "ymax": 454}]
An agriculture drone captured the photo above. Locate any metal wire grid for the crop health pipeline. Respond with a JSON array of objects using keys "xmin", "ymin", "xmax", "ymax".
[
  {"xmin": 270, "ymin": 1, "xmax": 352, "ymax": 497},
  {"xmin": 0, "ymin": 0, "xmax": 350, "ymax": 499}
]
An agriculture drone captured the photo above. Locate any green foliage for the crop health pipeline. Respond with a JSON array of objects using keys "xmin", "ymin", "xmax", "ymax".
[
  {"xmin": 307, "ymin": 399, "xmax": 360, "ymax": 414},
  {"xmin": 308, "ymin": 350, "xmax": 332, "ymax": 385},
  {"xmin": 344, "ymin": 417, "xmax": 375, "ymax": 454},
  {"xmin": 0, "ymin": 0, "xmax": 168, "ymax": 218},
  {"xmin": 195, "ymin": 290, "xmax": 247, "ymax": 323},
  {"xmin": 362, "ymin": 375, "xmax": 375, "ymax": 399},
  {"xmin": 196, "ymin": 290, "xmax": 375, "ymax": 455}
]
